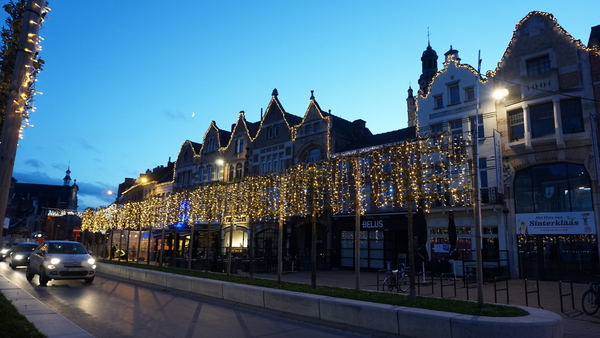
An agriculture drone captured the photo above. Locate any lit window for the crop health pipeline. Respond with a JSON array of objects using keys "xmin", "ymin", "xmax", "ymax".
[{"xmin": 526, "ymin": 55, "xmax": 551, "ymax": 77}]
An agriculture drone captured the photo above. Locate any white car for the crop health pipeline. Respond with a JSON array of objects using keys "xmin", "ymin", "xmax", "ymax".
[{"xmin": 27, "ymin": 240, "xmax": 96, "ymax": 286}]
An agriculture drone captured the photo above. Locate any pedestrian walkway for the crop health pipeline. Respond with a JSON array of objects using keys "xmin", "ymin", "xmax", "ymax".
[
  {"xmin": 0, "ymin": 274, "xmax": 93, "ymax": 338},
  {"xmin": 237, "ymin": 269, "xmax": 600, "ymax": 338}
]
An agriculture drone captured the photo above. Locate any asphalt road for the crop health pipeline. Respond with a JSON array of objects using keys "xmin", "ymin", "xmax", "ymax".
[{"xmin": 0, "ymin": 262, "xmax": 378, "ymax": 338}]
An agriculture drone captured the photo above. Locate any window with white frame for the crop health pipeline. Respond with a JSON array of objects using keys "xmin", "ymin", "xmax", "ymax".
[
  {"xmin": 465, "ymin": 87, "xmax": 475, "ymax": 101},
  {"xmin": 560, "ymin": 98, "xmax": 584, "ymax": 134},
  {"xmin": 526, "ymin": 55, "xmax": 551, "ymax": 77},
  {"xmin": 530, "ymin": 102, "xmax": 555, "ymax": 138},
  {"xmin": 470, "ymin": 115, "xmax": 484, "ymax": 138},
  {"xmin": 448, "ymin": 83, "xmax": 460, "ymax": 105},
  {"xmin": 508, "ymin": 108, "xmax": 524, "ymax": 141},
  {"xmin": 434, "ymin": 95, "xmax": 444, "ymax": 108}
]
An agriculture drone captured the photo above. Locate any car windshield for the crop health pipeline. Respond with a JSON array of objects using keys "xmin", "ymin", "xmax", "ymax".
[
  {"xmin": 17, "ymin": 244, "xmax": 38, "ymax": 252},
  {"xmin": 48, "ymin": 243, "xmax": 87, "ymax": 254}
]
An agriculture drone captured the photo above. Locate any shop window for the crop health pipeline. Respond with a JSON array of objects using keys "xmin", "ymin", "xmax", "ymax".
[
  {"xmin": 560, "ymin": 98, "xmax": 584, "ymax": 134},
  {"xmin": 527, "ymin": 55, "xmax": 551, "ymax": 77},
  {"xmin": 530, "ymin": 102, "xmax": 555, "ymax": 138},
  {"xmin": 514, "ymin": 163, "xmax": 592, "ymax": 213},
  {"xmin": 508, "ymin": 108, "xmax": 525, "ymax": 141},
  {"xmin": 340, "ymin": 230, "xmax": 384, "ymax": 269}
]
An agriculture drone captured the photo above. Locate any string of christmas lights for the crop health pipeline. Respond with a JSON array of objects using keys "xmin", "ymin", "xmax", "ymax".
[{"xmin": 83, "ymin": 133, "xmax": 472, "ymax": 232}]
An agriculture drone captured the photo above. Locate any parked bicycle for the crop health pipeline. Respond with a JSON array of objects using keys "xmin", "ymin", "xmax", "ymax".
[
  {"xmin": 383, "ymin": 264, "xmax": 409, "ymax": 292},
  {"xmin": 582, "ymin": 274, "xmax": 600, "ymax": 316}
]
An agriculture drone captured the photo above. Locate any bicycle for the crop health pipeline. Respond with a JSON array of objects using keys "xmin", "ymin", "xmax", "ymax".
[
  {"xmin": 582, "ymin": 275, "xmax": 600, "ymax": 316},
  {"xmin": 382, "ymin": 264, "xmax": 410, "ymax": 292}
]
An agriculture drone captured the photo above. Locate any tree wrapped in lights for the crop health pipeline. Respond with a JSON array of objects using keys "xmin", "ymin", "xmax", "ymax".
[{"xmin": 84, "ymin": 132, "xmax": 471, "ymax": 292}]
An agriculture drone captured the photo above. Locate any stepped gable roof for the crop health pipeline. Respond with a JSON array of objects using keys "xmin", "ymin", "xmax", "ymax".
[
  {"xmin": 339, "ymin": 126, "xmax": 416, "ymax": 152},
  {"xmin": 488, "ymin": 11, "xmax": 592, "ymax": 77}
]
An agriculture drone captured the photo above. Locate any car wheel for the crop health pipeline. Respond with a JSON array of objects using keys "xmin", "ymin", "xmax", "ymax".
[
  {"xmin": 38, "ymin": 267, "xmax": 49, "ymax": 286},
  {"xmin": 10, "ymin": 262, "xmax": 16, "ymax": 270},
  {"xmin": 84, "ymin": 277, "xmax": 94, "ymax": 284},
  {"xmin": 25, "ymin": 264, "xmax": 35, "ymax": 281}
]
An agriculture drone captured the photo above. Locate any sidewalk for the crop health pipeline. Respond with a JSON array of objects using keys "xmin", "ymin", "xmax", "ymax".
[
  {"xmin": 0, "ymin": 273, "xmax": 93, "ymax": 338},
  {"xmin": 237, "ymin": 269, "xmax": 600, "ymax": 338}
]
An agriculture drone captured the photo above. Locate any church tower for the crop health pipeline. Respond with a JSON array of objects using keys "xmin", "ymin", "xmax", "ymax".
[
  {"xmin": 63, "ymin": 166, "xmax": 72, "ymax": 186},
  {"xmin": 407, "ymin": 86, "xmax": 417, "ymax": 127},
  {"xmin": 418, "ymin": 42, "xmax": 438, "ymax": 96}
]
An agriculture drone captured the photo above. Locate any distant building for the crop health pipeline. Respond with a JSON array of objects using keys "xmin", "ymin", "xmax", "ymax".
[{"xmin": 7, "ymin": 167, "xmax": 79, "ymax": 239}]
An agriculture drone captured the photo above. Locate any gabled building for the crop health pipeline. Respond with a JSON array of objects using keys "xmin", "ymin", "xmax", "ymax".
[
  {"xmin": 7, "ymin": 167, "xmax": 79, "ymax": 239},
  {"xmin": 119, "ymin": 159, "xmax": 174, "ymax": 203},
  {"xmin": 491, "ymin": 12, "xmax": 599, "ymax": 281},
  {"xmin": 410, "ymin": 11, "xmax": 600, "ymax": 281},
  {"xmin": 173, "ymin": 141, "xmax": 201, "ymax": 191}
]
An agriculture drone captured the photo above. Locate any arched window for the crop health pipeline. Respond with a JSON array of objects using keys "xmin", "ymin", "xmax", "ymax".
[
  {"xmin": 236, "ymin": 163, "xmax": 243, "ymax": 179},
  {"xmin": 514, "ymin": 163, "xmax": 592, "ymax": 213},
  {"xmin": 304, "ymin": 148, "xmax": 322, "ymax": 164}
]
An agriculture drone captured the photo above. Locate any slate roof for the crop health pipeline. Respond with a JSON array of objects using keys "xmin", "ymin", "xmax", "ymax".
[{"xmin": 339, "ymin": 126, "xmax": 417, "ymax": 153}]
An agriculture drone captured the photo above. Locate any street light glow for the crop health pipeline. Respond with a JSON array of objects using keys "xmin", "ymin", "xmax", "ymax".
[{"xmin": 493, "ymin": 88, "xmax": 509, "ymax": 100}]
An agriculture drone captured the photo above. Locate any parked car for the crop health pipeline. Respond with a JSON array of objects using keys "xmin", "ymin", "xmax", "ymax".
[
  {"xmin": 8, "ymin": 243, "xmax": 39, "ymax": 269},
  {"xmin": 27, "ymin": 240, "xmax": 96, "ymax": 286},
  {"xmin": 0, "ymin": 243, "xmax": 19, "ymax": 261}
]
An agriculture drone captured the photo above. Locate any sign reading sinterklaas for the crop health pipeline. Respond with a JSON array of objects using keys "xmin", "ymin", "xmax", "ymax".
[{"xmin": 516, "ymin": 212, "xmax": 595, "ymax": 235}]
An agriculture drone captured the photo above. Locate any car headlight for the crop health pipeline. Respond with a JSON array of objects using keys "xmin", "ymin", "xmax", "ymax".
[
  {"xmin": 0, "ymin": 249, "xmax": 8, "ymax": 254},
  {"xmin": 15, "ymin": 254, "xmax": 24, "ymax": 260},
  {"xmin": 50, "ymin": 258, "xmax": 61, "ymax": 265},
  {"xmin": 87, "ymin": 258, "xmax": 95, "ymax": 265}
]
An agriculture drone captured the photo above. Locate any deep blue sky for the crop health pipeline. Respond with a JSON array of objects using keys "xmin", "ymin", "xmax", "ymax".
[{"xmin": 6, "ymin": 1, "xmax": 598, "ymax": 210}]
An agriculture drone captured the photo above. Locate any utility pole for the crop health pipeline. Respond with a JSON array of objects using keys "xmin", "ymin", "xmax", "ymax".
[{"xmin": 0, "ymin": 0, "xmax": 46, "ymax": 227}]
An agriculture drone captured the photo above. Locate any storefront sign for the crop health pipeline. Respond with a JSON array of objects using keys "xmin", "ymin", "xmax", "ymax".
[
  {"xmin": 516, "ymin": 212, "xmax": 596, "ymax": 235},
  {"xmin": 361, "ymin": 219, "xmax": 384, "ymax": 229}
]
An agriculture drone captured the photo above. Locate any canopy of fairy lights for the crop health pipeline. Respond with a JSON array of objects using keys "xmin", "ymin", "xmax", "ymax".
[{"xmin": 82, "ymin": 133, "xmax": 472, "ymax": 232}]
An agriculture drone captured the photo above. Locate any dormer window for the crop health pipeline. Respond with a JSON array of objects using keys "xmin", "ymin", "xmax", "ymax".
[{"xmin": 267, "ymin": 125, "xmax": 279, "ymax": 139}]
